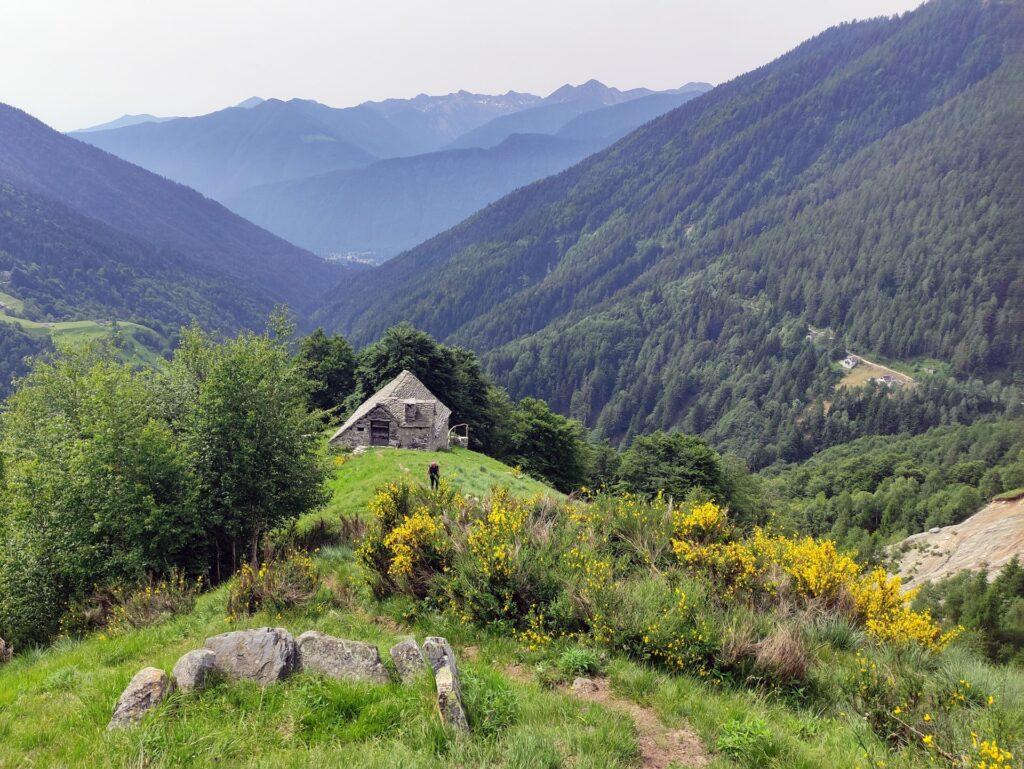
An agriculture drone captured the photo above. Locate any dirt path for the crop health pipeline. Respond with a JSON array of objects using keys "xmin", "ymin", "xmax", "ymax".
[{"xmin": 569, "ymin": 677, "xmax": 710, "ymax": 769}]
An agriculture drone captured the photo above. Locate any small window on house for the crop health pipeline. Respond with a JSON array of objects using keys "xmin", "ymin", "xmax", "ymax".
[
  {"xmin": 356, "ymin": 426, "xmax": 364, "ymax": 431},
  {"xmin": 405, "ymin": 403, "xmax": 418, "ymax": 421}
]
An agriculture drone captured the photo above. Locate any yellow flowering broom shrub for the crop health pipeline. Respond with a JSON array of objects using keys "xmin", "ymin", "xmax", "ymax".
[
  {"xmin": 226, "ymin": 551, "xmax": 320, "ymax": 620},
  {"xmin": 357, "ymin": 481, "xmax": 456, "ymax": 599},
  {"xmin": 670, "ymin": 502, "xmax": 957, "ymax": 652}
]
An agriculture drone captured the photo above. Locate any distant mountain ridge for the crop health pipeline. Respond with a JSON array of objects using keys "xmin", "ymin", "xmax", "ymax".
[
  {"xmin": 70, "ymin": 89, "xmax": 550, "ymax": 198},
  {"xmin": 316, "ymin": 0, "xmax": 1023, "ymax": 461},
  {"xmin": 73, "ymin": 81, "xmax": 711, "ymax": 261},
  {"xmin": 0, "ymin": 103, "xmax": 343, "ymax": 338},
  {"xmin": 226, "ymin": 84, "xmax": 710, "ymax": 260}
]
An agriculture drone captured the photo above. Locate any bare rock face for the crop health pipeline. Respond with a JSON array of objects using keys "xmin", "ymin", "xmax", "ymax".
[
  {"xmin": 434, "ymin": 663, "xmax": 470, "ymax": 733},
  {"xmin": 389, "ymin": 638, "xmax": 427, "ymax": 683},
  {"xmin": 296, "ymin": 631, "xmax": 391, "ymax": 684},
  {"xmin": 204, "ymin": 627, "xmax": 297, "ymax": 685},
  {"xmin": 172, "ymin": 648, "xmax": 217, "ymax": 693},
  {"xmin": 423, "ymin": 636, "xmax": 459, "ymax": 674},
  {"xmin": 108, "ymin": 667, "xmax": 173, "ymax": 729}
]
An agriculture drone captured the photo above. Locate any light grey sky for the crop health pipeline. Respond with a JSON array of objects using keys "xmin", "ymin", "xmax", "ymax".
[{"xmin": 2, "ymin": 0, "xmax": 923, "ymax": 131}]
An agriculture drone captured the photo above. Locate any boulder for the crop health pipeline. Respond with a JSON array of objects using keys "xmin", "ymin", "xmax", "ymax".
[
  {"xmin": 434, "ymin": 663, "xmax": 469, "ymax": 733},
  {"xmin": 108, "ymin": 667, "xmax": 173, "ymax": 729},
  {"xmin": 204, "ymin": 627, "xmax": 297, "ymax": 685},
  {"xmin": 571, "ymin": 676, "xmax": 599, "ymax": 694},
  {"xmin": 172, "ymin": 649, "xmax": 217, "ymax": 693},
  {"xmin": 389, "ymin": 638, "xmax": 427, "ymax": 683},
  {"xmin": 297, "ymin": 631, "xmax": 391, "ymax": 684},
  {"xmin": 423, "ymin": 636, "xmax": 459, "ymax": 674}
]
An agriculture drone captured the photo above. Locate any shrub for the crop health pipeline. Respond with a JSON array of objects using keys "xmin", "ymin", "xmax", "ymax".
[
  {"xmin": 602, "ymin": 574, "xmax": 720, "ymax": 675},
  {"xmin": 62, "ymin": 571, "xmax": 201, "ymax": 636},
  {"xmin": 445, "ymin": 491, "xmax": 576, "ymax": 632},
  {"xmin": 226, "ymin": 551, "xmax": 320, "ymax": 620},
  {"xmin": 358, "ymin": 481, "xmax": 457, "ymax": 600},
  {"xmin": 670, "ymin": 502, "xmax": 956, "ymax": 651}
]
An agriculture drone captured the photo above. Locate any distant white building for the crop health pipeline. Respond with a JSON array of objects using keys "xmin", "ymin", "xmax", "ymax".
[{"xmin": 840, "ymin": 355, "xmax": 860, "ymax": 369}]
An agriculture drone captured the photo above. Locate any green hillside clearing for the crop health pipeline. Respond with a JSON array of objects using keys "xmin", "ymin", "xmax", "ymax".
[
  {"xmin": 328, "ymin": 447, "xmax": 559, "ymax": 509},
  {"xmin": 299, "ymin": 447, "xmax": 561, "ymax": 535},
  {"xmin": 0, "ymin": 290, "xmax": 165, "ymax": 369}
]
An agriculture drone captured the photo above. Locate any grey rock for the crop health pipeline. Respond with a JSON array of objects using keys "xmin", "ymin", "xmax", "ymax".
[
  {"xmin": 172, "ymin": 649, "xmax": 217, "ymax": 693},
  {"xmin": 423, "ymin": 636, "xmax": 458, "ymax": 674},
  {"xmin": 297, "ymin": 631, "xmax": 391, "ymax": 684},
  {"xmin": 204, "ymin": 627, "xmax": 297, "ymax": 685},
  {"xmin": 390, "ymin": 638, "xmax": 427, "ymax": 683},
  {"xmin": 571, "ymin": 676, "xmax": 598, "ymax": 694},
  {"xmin": 0, "ymin": 637, "xmax": 11, "ymax": 664},
  {"xmin": 434, "ymin": 663, "xmax": 469, "ymax": 733},
  {"xmin": 108, "ymin": 667, "xmax": 173, "ymax": 729}
]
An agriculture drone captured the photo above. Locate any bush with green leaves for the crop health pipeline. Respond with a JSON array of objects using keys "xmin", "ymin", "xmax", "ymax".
[
  {"xmin": 0, "ymin": 319, "xmax": 329, "ymax": 650},
  {"xmin": 0, "ymin": 347, "xmax": 198, "ymax": 648}
]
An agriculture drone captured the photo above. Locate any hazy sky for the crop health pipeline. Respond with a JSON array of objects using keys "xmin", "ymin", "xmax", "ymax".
[{"xmin": 3, "ymin": 0, "xmax": 923, "ymax": 131}]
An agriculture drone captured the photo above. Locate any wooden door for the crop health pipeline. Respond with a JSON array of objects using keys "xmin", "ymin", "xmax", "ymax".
[{"xmin": 370, "ymin": 420, "xmax": 390, "ymax": 446}]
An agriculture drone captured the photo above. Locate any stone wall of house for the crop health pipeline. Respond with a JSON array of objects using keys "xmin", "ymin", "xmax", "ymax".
[{"xmin": 333, "ymin": 405, "xmax": 396, "ymax": 449}]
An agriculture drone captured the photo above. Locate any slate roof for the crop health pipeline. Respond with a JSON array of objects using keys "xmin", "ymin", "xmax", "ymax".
[{"xmin": 330, "ymin": 370, "xmax": 449, "ymax": 441}]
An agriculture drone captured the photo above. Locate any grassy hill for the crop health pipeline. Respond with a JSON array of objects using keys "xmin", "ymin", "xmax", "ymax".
[
  {"xmin": 297, "ymin": 446, "xmax": 561, "ymax": 538},
  {"xmin": 2, "ymin": 442, "xmax": 1023, "ymax": 768}
]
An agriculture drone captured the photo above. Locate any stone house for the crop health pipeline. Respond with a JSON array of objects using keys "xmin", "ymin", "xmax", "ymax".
[{"xmin": 329, "ymin": 370, "xmax": 451, "ymax": 451}]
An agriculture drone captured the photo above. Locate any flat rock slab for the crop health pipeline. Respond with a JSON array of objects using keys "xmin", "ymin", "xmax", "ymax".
[
  {"xmin": 108, "ymin": 667, "xmax": 172, "ymax": 729},
  {"xmin": 173, "ymin": 648, "xmax": 217, "ymax": 693},
  {"xmin": 297, "ymin": 631, "xmax": 391, "ymax": 684},
  {"xmin": 390, "ymin": 638, "xmax": 427, "ymax": 683},
  {"xmin": 423, "ymin": 636, "xmax": 458, "ymax": 674},
  {"xmin": 205, "ymin": 627, "xmax": 297, "ymax": 685},
  {"xmin": 434, "ymin": 663, "xmax": 469, "ymax": 733}
]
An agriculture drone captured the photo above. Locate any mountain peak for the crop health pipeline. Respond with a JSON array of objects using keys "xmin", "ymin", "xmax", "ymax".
[
  {"xmin": 234, "ymin": 96, "xmax": 265, "ymax": 109},
  {"xmin": 545, "ymin": 80, "xmax": 612, "ymax": 103}
]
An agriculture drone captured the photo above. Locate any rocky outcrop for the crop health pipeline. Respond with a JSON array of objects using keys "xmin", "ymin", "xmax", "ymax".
[
  {"xmin": 113, "ymin": 630, "xmax": 472, "ymax": 733},
  {"xmin": 389, "ymin": 638, "xmax": 427, "ymax": 683},
  {"xmin": 894, "ymin": 498, "xmax": 1024, "ymax": 588},
  {"xmin": 204, "ymin": 627, "xmax": 297, "ymax": 685},
  {"xmin": 434, "ymin": 661, "xmax": 469, "ymax": 733},
  {"xmin": 108, "ymin": 667, "xmax": 173, "ymax": 729},
  {"xmin": 172, "ymin": 649, "xmax": 217, "ymax": 693},
  {"xmin": 297, "ymin": 631, "xmax": 391, "ymax": 684},
  {"xmin": 423, "ymin": 636, "xmax": 468, "ymax": 733},
  {"xmin": 423, "ymin": 636, "xmax": 458, "ymax": 674}
]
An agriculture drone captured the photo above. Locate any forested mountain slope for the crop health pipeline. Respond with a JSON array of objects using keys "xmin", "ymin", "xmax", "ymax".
[
  {"xmin": 320, "ymin": 0, "xmax": 1024, "ymax": 461},
  {"xmin": 0, "ymin": 104, "xmax": 343, "ymax": 334}
]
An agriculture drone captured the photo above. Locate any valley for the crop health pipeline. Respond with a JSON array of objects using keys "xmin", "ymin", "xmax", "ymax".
[{"xmin": 0, "ymin": 0, "xmax": 1022, "ymax": 767}]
